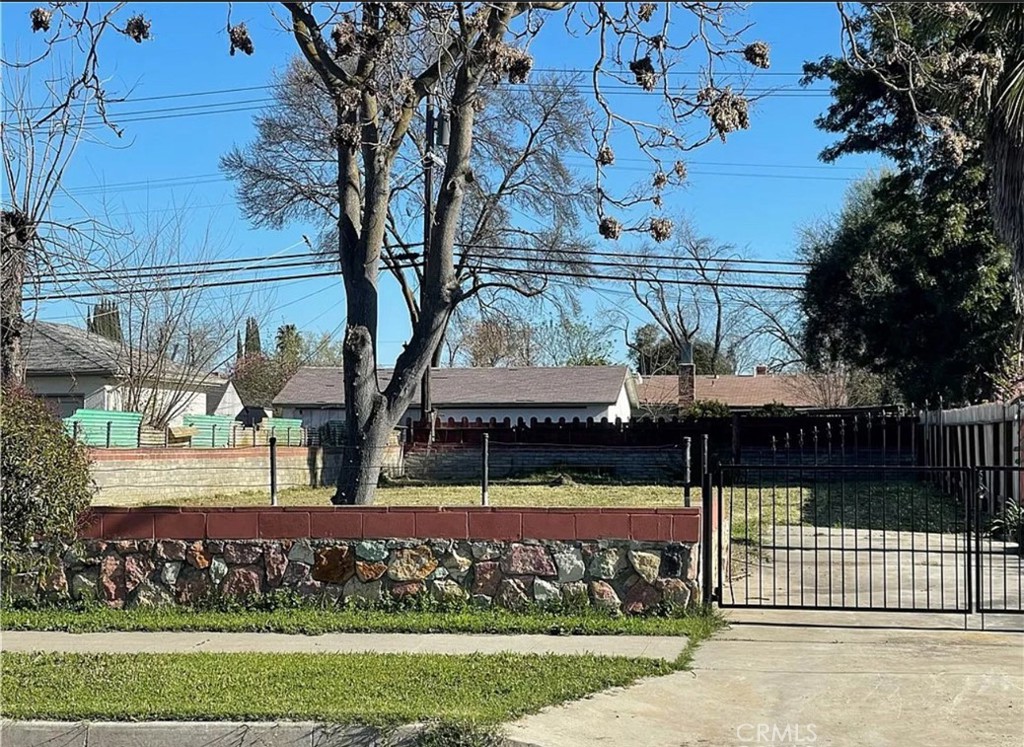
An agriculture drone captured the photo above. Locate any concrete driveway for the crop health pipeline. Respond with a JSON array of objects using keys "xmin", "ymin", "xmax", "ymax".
[
  {"xmin": 506, "ymin": 613, "xmax": 1024, "ymax": 747},
  {"xmin": 725, "ymin": 525, "xmax": 1024, "ymax": 613}
]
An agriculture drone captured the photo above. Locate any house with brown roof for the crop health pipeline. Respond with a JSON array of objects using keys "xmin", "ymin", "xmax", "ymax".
[
  {"xmin": 636, "ymin": 366, "xmax": 824, "ymax": 416},
  {"xmin": 274, "ymin": 366, "xmax": 638, "ymax": 429}
]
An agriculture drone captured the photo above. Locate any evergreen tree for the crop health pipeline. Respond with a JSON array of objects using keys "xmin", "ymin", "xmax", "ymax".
[
  {"xmin": 87, "ymin": 299, "xmax": 122, "ymax": 343},
  {"xmin": 244, "ymin": 317, "xmax": 262, "ymax": 356},
  {"xmin": 236, "ymin": 330, "xmax": 243, "ymax": 361}
]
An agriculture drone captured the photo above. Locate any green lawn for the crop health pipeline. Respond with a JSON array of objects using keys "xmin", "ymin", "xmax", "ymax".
[
  {"xmin": 1, "ymin": 651, "xmax": 669, "ymax": 725},
  {"xmin": 1, "ymin": 605, "xmax": 722, "ymax": 639},
  {"xmin": 116, "ymin": 482, "xmax": 696, "ymax": 509}
]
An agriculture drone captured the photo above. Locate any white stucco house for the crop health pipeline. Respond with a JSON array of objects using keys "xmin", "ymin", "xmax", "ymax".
[
  {"xmin": 273, "ymin": 365, "xmax": 638, "ymax": 429},
  {"xmin": 22, "ymin": 321, "xmax": 242, "ymax": 425}
]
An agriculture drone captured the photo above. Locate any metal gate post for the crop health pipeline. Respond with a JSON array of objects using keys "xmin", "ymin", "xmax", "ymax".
[
  {"xmin": 269, "ymin": 436, "xmax": 278, "ymax": 506},
  {"xmin": 701, "ymin": 460, "xmax": 715, "ymax": 605},
  {"xmin": 974, "ymin": 468, "xmax": 984, "ymax": 622}
]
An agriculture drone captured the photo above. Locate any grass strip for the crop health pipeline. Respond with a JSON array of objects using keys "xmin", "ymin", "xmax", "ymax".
[
  {"xmin": 1, "ymin": 605, "xmax": 719, "ymax": 638},
  {"xmin": 1, "ymin": 651, "xmax": 668, "ymax": 725},
  {"xmin": 123, "ymin": 482, "xmax": 693, "ymax": 509}
]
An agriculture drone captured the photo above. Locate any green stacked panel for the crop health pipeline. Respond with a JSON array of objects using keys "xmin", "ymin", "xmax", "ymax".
[
  {"xmin": 182, "ymin": 414, "xmax": 235, "ymax": 448},
  {"xmin": 64, "ymin": 410, "xmax": 143, "ymax": 447},
  {"xmin": 263, "ymin": 418, "xmax": 305, "ymax": 445}
]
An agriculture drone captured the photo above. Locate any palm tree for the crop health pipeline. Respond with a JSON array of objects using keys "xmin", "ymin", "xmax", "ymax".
[{"xmin": 975, "ymin": 4, "xmax": 1024, "ymax": 284}]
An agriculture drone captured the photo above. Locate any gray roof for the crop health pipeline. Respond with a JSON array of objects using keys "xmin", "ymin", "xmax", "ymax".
[
  {"xmin": 274, "ymin": 365, "xmax": 634, "ymax": 408},
  {"xmin": 23, "ymin": 321, "xmax": 225, "ymax": 388}
]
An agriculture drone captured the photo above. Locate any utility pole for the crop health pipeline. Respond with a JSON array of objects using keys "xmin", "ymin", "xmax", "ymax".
[
  {"xmin": 420, "ymin": 94, "xmax": 449, "ymax": 438},
  {"xmin": 420, "ymin": 92, "xmax": 436, "ymax": 433}
]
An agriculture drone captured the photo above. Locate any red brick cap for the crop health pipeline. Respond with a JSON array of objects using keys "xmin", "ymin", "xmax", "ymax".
[{"xmin": 81, "ymin": 506, "xmax": 702, "ymax": 543}]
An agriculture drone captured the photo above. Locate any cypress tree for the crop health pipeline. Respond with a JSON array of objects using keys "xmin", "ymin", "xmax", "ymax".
[{"xmin": 244, "ymin": 317, "xmax": 262, "ymax": 356}]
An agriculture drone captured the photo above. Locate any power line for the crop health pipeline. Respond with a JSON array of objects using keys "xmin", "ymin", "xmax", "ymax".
[
  {"xmin": 29, "ymin": 241, "xmax": 809, "ymax": 287},
  {"xmin": 459, "ymin": 243, "xmax": 810, "ymax": 268},
  {"xmin": 59, "ymin": 153, "xmax": 865, "ymax": 197},
  {"xmin": 22, "ymin": 68, "xmax": 814, "ymax": 115},
  {"xmin": 471, "ymin": 264, "xmax": 801, "ymax": 292},
  {"xmin": 25, "ymin": 255, "xmax": 802, "ymax": 302},
  {"xmin": 31, "ymin": 251, "xmax": 324, "ymax": 282},
  {"xmin": 29, "ymin": 244, "xmax": 808, "ymax": 287},
  {"xmin": 24, "ymin": 269, "xmax": 345, "ymax": 302}
]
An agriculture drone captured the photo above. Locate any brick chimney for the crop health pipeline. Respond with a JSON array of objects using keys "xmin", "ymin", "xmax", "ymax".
[
  {"xmin": 678, "ymin": 340, "xmax": 695, "ymax": 414},
  {"xmin": 755, "ymin": 365, "xmax": 768, "ymax": 376}
]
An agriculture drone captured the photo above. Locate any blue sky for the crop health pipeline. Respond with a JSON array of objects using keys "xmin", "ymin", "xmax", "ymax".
[{"xmin": 3, "ymin": 2, "xmax": 882, "ymax": 369}]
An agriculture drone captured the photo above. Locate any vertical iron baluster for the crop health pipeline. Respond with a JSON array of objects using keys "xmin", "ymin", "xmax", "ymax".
[
  {"xmin": 881, "ymin": 458, "xmax": 888, "ymax": 608},
  {"xmin": 717, "ymin": 469, "xmax": 724, "ymax": 607},
  {"xmin": 826, "ymin": 422, "xmax": 834, "ymax": 605},
  {"xmin": 1000, "ymin": 467, "xmax": 1008, "ymax": 610},
  {"xmin": 913, "ymin": 401, "xmax": 921, "ymax": 467},
  {"xmin": 761, "ymin": 461, "xmax": 767, "ymax": 606},
  {"xmin": 781, "ymin": 434, "xmax": 791, "ymax": 606},
  {"xmin": 730, "ymin": 471, "xmax": 736, "ymax": 607},
  {"xmin": 910, "ymin": 461, "xmax": 917, "ymax": 610},
  {"xmin": 799, "ymin": 428, "xmax": 805, "ymax": 607},
  {"xmin": 745, "ymin": 472, "xmax": 751, "ymax": 606},
  {"xmin": 938, "ymin": 465, "xmax": 945, "ymax": 610},
  {"xmin": 853, "ymin": 415, "xmax": 859, "ymax": 463},
  {"xmin": 894, "ymin": 421, "xmax": 903, "ymax": 609},
  {"xmin": 926, "ymin": 462, "xmax": 933, "ymax": 609},
  {"xmin": 866, "ymin": 415, "xmax": 873, "ymax": 608},
  {"xmin": 954, "ymin": 471, "xmax": 961, "ymax": 611},
  {"xmin": 840, "ymin": 419, "xmax": 847, "ymax": 605},
  {"xmin": 897, "ymin": 408, "xmax": 903, "ymax": 465},
  {"xmin": 813, "ymin": 425, "xmax": 820, "ymax": 608}
]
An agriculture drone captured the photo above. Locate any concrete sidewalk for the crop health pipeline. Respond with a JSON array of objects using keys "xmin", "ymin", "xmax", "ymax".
[
  {"xmin": 0, "ymin": 630, "xmax": 686, "ymax": 661},
  {"xmin": 506, "ymin": 618, "xmax": 1024, "ymax": 747}
]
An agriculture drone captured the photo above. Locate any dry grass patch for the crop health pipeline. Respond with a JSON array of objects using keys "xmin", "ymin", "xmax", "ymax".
[{"xmin": 119, "ymin": 482, "xmax": 697, "ymax": 509}]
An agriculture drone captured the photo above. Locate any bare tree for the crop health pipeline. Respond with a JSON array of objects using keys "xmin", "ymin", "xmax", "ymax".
[
  {"xmin": 105, "ymin": 214, "xmax": 256, "ymax": 427},
  {"xmin": 268, "ymin": 2, "xmax": 770, "ymax": 503},
  {"xmin": 737, "ymin": 288, "xmax": 888, "ymax": 407},
  {"xmin": 221, "ymin": 57, "xmax": 594, "ymax": 341},
  {"xmin": 2, "ymin": 4, "xmax": 152, "ymax": 386},
  {"xmin": 623, "ymin": 221, "xmax": 743, "ymax": 374},
  {"xmin": 449, "ymin": 305, "xmax": 614, "ymax": 367}
]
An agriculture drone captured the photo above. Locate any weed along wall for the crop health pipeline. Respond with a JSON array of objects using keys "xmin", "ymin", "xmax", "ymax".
[{"xmin": 8, "ymin": 507, "xmax": 704, "ymax": 616}]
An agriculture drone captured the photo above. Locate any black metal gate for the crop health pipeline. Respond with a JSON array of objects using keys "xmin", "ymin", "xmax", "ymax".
[
  {"xmin": 974, "ymin": 466, "xmax": 1024, "ymax": 615},
  {"xmin": 711, "ymin": 465, "xmax": 974, "ymax": 613}
]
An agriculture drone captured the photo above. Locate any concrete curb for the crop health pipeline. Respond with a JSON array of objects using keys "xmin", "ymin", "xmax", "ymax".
[{"xmin": 0, "ymin": 721, "xmax": 545, "ymax": 747}]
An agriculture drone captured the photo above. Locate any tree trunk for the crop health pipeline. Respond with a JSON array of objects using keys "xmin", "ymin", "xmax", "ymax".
[
  {"xmin": 987, "ymin": 119, "xmax": 1024, "ymax": 388},
  {"xmin": 1, "ymin": 211, "xmax": 29, "ymax": 388},
  {"xmin": 333, "ymin": 325, "xmax": 389, "ymax": 505}
]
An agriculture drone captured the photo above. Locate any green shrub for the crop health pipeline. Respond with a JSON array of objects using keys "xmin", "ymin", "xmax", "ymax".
[
  {"xmin": 749, "ymin": 401, "xmax": 798, "ymax": 417},
  {"xmin": 1, "ymin": 386, "xmax": 94, "ymax": 551},
  {"xmin": 683, "ymin": 399, "xmax": 731, "ymax": 419}
]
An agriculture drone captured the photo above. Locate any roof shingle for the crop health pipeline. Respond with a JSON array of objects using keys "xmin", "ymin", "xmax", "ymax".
[
  {"xmin": 274, "ymin": 366, "xmax": 632, "ymax": 408},
  {"xmin": 637, "ymin": 374, "xmax": 822, "ymax": 409},
  {"xmin": 22, "ymin": 321, "xmax": 225, "ymax": 387}
]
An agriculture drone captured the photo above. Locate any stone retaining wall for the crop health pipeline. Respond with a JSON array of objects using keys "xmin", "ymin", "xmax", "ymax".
[
  {"xmin": 7, "ymin": 507, "xmax": 703, "ymax": 615},
  {"xmin": 10, "ymin": 537, "xmax": 699, "ymax": 615}
]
